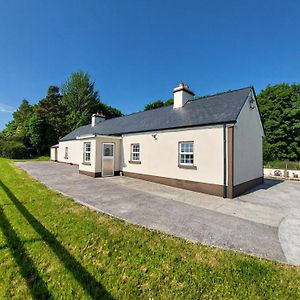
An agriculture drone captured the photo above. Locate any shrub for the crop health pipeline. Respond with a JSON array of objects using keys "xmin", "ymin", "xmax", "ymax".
[
  {"xmin": 264, "ymin": 160, "xmax": 300, "ymax": 170},
  {"xmin": 0, "ymin": 141, "xmax": 29, "ymax": 159}
]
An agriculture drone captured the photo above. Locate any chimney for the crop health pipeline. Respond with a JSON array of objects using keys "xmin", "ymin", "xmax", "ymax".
[
  {"xmin": 173, "ymin": 81, "xmax": 195, "ymax": 108},
  {"xmin": 91, "ymin": 112, "xmax": 105, "ymax": 127}
]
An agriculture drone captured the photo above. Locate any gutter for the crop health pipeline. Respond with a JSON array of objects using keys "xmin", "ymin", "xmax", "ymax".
[{"xmin": 76, "ymin": 134, "xmax": 122, "ymax": 140}]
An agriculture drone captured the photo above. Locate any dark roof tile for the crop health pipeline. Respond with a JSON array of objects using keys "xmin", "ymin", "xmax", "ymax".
[{"xmin": 60, "ymin": 87, "xmax": 251, "ymax": 141}]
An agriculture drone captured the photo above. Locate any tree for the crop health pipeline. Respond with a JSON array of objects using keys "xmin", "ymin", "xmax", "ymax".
[
  {"xmin": 144, "ymin": 98, "xmax": 174, "ymax": 111},
  {"xmin": 13, "ymin": 99, "xmax": 33, "ymax": 126},
  {"xmin": 2, "ymin": 100, "xmax": 34, "ymax": 146},
  {"xmin": 257, "ymin": 83, "xmax": 300, "ymax": 161},
  {"xmin": 36, "ymin": 85, "xmax": 68, "ymax": 140},
  {"xmin": 61, "ymin": 71, "xmax": 122, "ymax": 131},
  {"xmin": 27, "ymin": 113, "xmax": 55, "ymax": 155},
  {"xmin": 164, "ymin": 98, "xmax": 174, "ymax": 106},
  {"xmin": 61, "ymin": 71, "xmax": 101, "ymax": 130},
  {"xmin": 95, "ymin": 102, "xmax": 122, "ymax": 119},
  {"xmin": 144, "ymin": 100, "xmax": 164, "ymax": 111}
]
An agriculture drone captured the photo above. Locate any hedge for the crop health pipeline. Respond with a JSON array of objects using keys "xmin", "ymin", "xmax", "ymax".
[{"xmin": 0, "ymin": 141, "xmax": 29, "ymax": 159}]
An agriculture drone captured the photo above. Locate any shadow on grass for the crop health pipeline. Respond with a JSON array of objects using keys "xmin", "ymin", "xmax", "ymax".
[
  {"xmin": 0, "ymin": 180, "xmax": 112, "ymax": 300},
  {"xmin": 0, "ymin": 206, "xmax": 52, "ymax": 299}
]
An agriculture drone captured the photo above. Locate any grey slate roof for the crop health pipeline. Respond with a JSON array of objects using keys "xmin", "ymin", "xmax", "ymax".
[{"xmin": 60, "ymin": 87, "xmax": 252, "ymax": 141}]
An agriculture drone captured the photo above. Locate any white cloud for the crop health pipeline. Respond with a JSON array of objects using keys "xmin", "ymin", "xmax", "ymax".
[{"xmin": 0, "ymin": 103, "xmax": 15, "ymax": 113}]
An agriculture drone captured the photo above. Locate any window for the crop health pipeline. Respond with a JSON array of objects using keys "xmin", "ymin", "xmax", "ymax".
[
  {"xmin": 179, "ymin": 142, "xmax": 194, "ymax": 165},
  {"xmin": 131, "ymin": 143, "xmax": 140, "ymax": 161},
  {"xmin": 83, "ymin": 142, "xmax": 91, "ymax": 163},
  {"xmin": 64, "ymin": 147, "xmax": 69, "ymax": 159},
  {"xmin": 103, "ymin": 144, "xmax": 114, "ymax": 157}
]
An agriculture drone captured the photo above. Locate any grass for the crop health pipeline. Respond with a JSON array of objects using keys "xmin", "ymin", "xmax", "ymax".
[
  {"xmin": 264, "ymin": 160, "xmax": 300, "ymax": 170},
  {"xmin": 0, "ymin": 158, "xmax": 299, "ymax": 299},
  {"xmin": 13, "ymin": 156, "xmax": 50, "ymax": 162}
]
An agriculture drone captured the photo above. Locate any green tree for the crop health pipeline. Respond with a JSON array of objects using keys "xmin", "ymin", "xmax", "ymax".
[
  {"xmin": 36, "ymin": 86, "xmax": 68, "ymax": 140},
  {"xmin": 95, "ymin": 102, "xmax": 122, "ymax": 119},
  {"xmin": 13, "ymin": 99, "xmax": 33, "ymax": 126},
  {"xmin": 144, "ymin": 98, "xmax": 174, "ymax": 111},
  {"xmin": 144, "ymin": 100, "xmax": 165, "ymax": 111},
  {"xmin": 2, "ymin": 100, "xmax": 33, "ymax": 145},
  {"xmin": 61, "ymin": 71, "xmax": 122, "ymax": 130},
  {"xmin": 257, "ymin": 83, "xmax": 300, "ymax": 161},
  {"xmin": 27, "ymin": 113, "xmax": 55, "ymax": 155},
  {"xmin": 61, "ymin": 71, "xmax": 101, "ymax": 130},
  {"xmin": 164, "ymin": 98, "xmax": 174, "ymax": 106}
]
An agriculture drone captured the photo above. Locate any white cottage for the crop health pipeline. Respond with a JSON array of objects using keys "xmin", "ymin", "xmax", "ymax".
[{"xmin": 50, "ymin": 82, "xmax": 264, "ymax": 198}]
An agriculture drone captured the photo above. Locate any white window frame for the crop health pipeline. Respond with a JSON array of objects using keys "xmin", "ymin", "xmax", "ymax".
[
  {"xmin": 64, "ymin": 147, "xmax": 69, "ymax": 159},
  {"xmin": 131, "ymin": 143, "xmax": 140, "ymax": 161},
  {"xmin": 83, "ymin": 142, "xmax": 91, "ymax": 163},
  {"xmin": 179, "ymin": 141, "xmax": 194, "ymax": 166}
]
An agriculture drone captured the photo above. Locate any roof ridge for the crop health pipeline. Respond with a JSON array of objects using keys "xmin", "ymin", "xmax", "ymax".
[
  {"xmin": 191, "ymin": 86, "xmax": 252, "ymax": 102},
  {"xmin": 95, "ymin": 86, "xmax": 252, "ymax": 128}
]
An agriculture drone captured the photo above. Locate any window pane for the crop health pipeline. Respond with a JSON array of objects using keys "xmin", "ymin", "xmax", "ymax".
[
  {"xmin": 85, "ymin": 143, "xmax": 91, "ymax": 152},
  {"xmin": 180, "ymin": 142, "xmax": 193, "ymax": 153},
  {"xmin": 132, "ymin": 144, "xmax": 139, "ymax": 153},
  {"xmin": 132, "ymin": 153, "xmax": 140, "ymax": 161},
  {"xmin": 131, "ymin": 144, "xmax": 140, "ymax": 161},
  {"xmin": 104, "ymin": 144, "xmax": 113, "ymax": 156},
  {"xmin": 180, "ymin": 151, "xmax": 194, "ymax": 165}
]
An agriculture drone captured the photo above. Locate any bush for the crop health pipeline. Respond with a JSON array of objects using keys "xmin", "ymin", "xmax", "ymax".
[
  {"xmin": 264, "ymin": 160, "xmax": 300, "ymax": 170},
  {"xmin": 0, "ymin": 141, "xmax": 29, "ymax": 159}
]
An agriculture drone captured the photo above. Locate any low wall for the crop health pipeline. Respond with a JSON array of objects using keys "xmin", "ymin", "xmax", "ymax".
[{"xmin": 264, "ymin": 168, "xmax": 300, "ymax": 181}]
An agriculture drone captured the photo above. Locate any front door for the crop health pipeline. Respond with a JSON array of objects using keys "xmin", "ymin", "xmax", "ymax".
[
  {"xmin": 55, "ymin": 148, "xmax": 58, "ymax": 161},
  {"xmin": 102, "ymin": 143, "xmax": 114, "ymax": 177}
]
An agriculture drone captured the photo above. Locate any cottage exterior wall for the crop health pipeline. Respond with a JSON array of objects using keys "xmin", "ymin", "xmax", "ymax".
[
  {"xmin": 50, "ymin": 147, "xmax": 57, "ymax": 161},
  {"xmin": 233, "ymin": 95, "xmax": 264, "ymax": 185},
  {"xmin": 122, "ymin": 126, "xmax": 224, "ymax": 185},
  {"xmin": 57, "ymin": 140, "xmax": 82, "ymax": 165}
]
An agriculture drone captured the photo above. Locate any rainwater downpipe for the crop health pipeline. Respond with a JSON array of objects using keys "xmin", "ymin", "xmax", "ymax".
[{"xmin": 223, "ymin": 124, "xmax": 227, "ymax": 198}]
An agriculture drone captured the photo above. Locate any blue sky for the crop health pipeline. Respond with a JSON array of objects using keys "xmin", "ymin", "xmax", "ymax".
[{"xmin": 0, "ymin": 0, "xmax": 299, "ymax": 130}]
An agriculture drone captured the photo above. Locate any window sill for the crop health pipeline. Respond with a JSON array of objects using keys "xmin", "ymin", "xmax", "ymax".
[
  {"xmin": 82, "ymin": 162, "xmax": 91, "ymax": 166},
  {"xmin": 129, "ymin": 160, "xmax": 141, "ymax": 164},
  {"xmin": 178, "ymin": 164, "xmax": 197, "ymax": 170}
]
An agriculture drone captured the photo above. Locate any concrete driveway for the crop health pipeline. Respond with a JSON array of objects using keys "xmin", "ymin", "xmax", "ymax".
[{"xmin": 17, "ymin": 161, "xmax": 300, "ymax": 265}]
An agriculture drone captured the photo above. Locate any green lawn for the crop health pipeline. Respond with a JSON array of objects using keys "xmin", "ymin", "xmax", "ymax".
[{"xmin": 0, "ymin": 159, "xmax": 299, "ymax": 299}]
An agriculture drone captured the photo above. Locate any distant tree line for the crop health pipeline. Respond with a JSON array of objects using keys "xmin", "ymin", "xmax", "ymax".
[
  {"xmin": 145, "ymin": 84, "xmax": 300, "ymax": 162},
  {"xmin": 0, "ymin": 71, "xmax": 122, "ymax": 158},
  {"xmin": 1, "ymin": 78, "xmax": 299, "ymax": 162},
  {"xmin": 144, "ymin": 98, "xmax": 173, "ymax": 111}
]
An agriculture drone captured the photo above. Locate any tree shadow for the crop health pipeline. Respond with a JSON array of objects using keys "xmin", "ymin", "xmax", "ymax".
[
  {"xmin": 0, "ymin": 180, "xmax": 113, "ymax": 300},
  {"xmin": 0, "ymin": 206, "xmax": 52, "ymax": 299}
]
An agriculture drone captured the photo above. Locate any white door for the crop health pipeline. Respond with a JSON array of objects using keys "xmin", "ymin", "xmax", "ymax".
[{"xmin": 102, "ymin": 143, "xmax": 114, "ymax": 177}]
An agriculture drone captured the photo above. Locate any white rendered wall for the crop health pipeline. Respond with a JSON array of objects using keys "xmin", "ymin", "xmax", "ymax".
[
  {"xmin": 233, "ymin": 96, "xmax": 264, "ymax": 185},
  {"xmin": 78, "ymin": 138, "xmax": 96, "ymax": 173},
  {"xmin": 50, "ymin": 147, "xmax": 57, "ymax": 161},
  {"xmin": 57, "ymin": 140, "xmax": 81, "ymax": 165},
  {"xmin": 122, "ymin": 126, "xmax": 224, "ymax": 185},
  {"xmin": 57, "ymin": 137, "xmax": 121, "ymax": 174}
]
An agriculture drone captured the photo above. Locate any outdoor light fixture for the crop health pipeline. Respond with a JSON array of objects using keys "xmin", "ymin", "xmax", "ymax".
[{"xmin": 152, "ymin": 133, "xmax": 158, "ymax": 140}]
